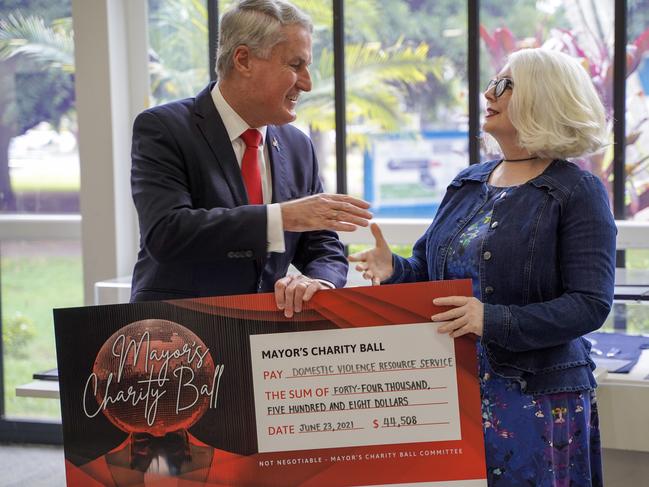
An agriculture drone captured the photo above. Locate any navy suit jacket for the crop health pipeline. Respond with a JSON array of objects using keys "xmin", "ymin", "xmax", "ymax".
[{"xmin": 130, "ymin": 83, "xmax": 347, "ymax": 301}]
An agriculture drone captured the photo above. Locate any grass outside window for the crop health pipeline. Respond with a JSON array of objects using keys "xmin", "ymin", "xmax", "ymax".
[{"xmin": 2, "ymin": 241, "xmax": 82, "ymax": 419}]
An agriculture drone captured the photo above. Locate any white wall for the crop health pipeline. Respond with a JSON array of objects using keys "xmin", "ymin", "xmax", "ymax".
[{"xmin": 71, "ymin": 0, "xmax": 147, "ymax": 304}]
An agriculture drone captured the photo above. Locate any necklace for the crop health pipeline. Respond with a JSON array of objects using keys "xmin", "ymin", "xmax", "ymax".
[{"xmin": 502, "ymin": 156, "xmax": 539, "ymax": 162}]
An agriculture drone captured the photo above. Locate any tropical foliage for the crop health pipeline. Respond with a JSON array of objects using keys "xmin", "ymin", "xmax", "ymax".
[
  {"xmin": 299, "ymin": 41, "xmax": 445, "ymax": 134},
  {"xmin": 143, "ymin": 0, "xmax": 454, "ymax": 183},
  {"xmin": 150, "ymin": 0, "xmax": 447, "ymax": 137},
  {"xmin": 0, "ymin": 13, "xmax": 73, "ymax": 69},
  {"xmin": 148, "ymin": 0, "xmax": 209, "ymax": 102},
  {"xmin": 3, "ymin": 0, "xmax": 649, "ymax": 216},
  {"xmin": 480, "ymin": 2, "xmax": 649, "ymax": 217},
  {"xmin": 0, "ymin": 12, "xmax": 74, "ymax": 210}
]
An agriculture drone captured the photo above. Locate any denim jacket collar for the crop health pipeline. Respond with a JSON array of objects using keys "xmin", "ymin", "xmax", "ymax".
[
  {"xmin": 452, "ymin": 159, "xmax": 500, "ymax": 185},
  {"xmin": 453, "ymin": 158, "xmax": 565, "ymax": 189}
]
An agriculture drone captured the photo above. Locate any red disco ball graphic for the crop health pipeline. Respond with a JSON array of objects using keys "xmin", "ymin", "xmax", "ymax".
[{"xmin": 92, "ymin": 319, "xmax": 216, "ymax": 435}]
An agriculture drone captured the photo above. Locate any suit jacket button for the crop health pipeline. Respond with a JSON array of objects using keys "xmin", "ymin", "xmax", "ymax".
[
  {"xmin": 483, "ymin": 251, "xmax": 492, "ymax": 260},
  {"xmin": 484, "ymin": 286, "xmax": 494, "ymax": 295}
]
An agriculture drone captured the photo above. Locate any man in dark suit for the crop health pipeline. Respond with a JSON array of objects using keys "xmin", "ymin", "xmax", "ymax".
[{"xmin": 130, "ymin": 0, "xmax": 371, "ymax": 317}]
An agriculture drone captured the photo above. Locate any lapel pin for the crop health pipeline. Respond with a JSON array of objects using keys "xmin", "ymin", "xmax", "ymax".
[{"xmin": 272, "ymin": 137, "xmax": 280, "ymax": 151}]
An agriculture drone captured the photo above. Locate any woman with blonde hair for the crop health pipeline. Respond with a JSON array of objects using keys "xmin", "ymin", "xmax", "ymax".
[{"xmin": 351, "ymin": 48, "xmax": 615, "ymax": 486}]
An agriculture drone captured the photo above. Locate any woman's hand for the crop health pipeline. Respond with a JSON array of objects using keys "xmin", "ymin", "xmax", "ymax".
[
  {"xmin": 431, "ymin": 296, "xmax": 484, "ymax": 338},
  {"xmin": 348, "ymin": 223, "xmax": 394, "ymax": 285}
]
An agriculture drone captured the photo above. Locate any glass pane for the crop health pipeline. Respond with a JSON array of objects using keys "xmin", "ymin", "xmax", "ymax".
[
  {"xmin": 480, "ymin": 0, "xmax": 615, "ymax": 200},
  {"xmin": 1, "ymin": 3, "xmax": 78, "ymax": 214},
  {"xmin": 0, "ymin": 1, "xmax": 83, "ymax": 422},
  {"xmin": 148, "ymin": 0, "xmax": 209, "ymax": 104},
  {"xmin": 292, "ymin": 1, "xmax": 335, "ymax": 192},
  {"xmin": 600, "ymin": 301, "xmax": 649, "ymax": 334},
  {"xmin": 2, "ymin": 240, "xmax": 82, "ymax": 419},
  {"xmin": 626, "ymin": 0, "xmax": 649, "ymax": 221},
  {"xmin": 346, "ymin": 0, "xmax": 469, "ymax": 218},
  {"xmin": 626, "ymin": 249, "xmax": 649, "ymax": 269}
]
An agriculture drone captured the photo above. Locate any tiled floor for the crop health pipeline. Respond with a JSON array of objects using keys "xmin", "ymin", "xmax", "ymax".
[{"xmin": 0, "ymin": 444, "xmax": 65, "ymax": 487}]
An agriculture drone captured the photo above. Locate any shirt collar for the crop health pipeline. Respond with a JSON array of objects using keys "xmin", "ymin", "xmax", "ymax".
[{"xmin": 211, "ymin": 84, "xmax": 267, "ymax": 144}]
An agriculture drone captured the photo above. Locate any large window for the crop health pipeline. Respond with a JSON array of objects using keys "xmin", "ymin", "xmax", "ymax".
[
  {"xmin": 626, "ymin": 0, "xmax": 649, "ymax": 268},
  {"xmin": 0, "ymin": 0, "xmax": 81, "ymax": 428},
  {"xmin": 345, "ymin": 0, "xmax": 468, "ymax": 218},
  {"xmin": 627, "ymin": 0, "xmax": 649, "ymax": 223},
  {"xmin": 1, "ymin": 239, "xmax": 81, "ymax": 420},
  {"xmin": 148, "ymin": 0, "xmax": 210, "ymax": 104},
  {"xmin": 0, "ymin": 2, "xmax": 78, "ymax": 215}
]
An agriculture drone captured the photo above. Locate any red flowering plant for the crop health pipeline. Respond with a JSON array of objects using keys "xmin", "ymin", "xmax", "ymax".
[{"xmin": 480, "ymin": 24, "xmax": 649, "ymax": 218}]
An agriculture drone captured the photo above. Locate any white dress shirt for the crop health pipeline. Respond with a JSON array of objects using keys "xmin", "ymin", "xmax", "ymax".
[{"xmin": 211, "ymin": 84, "xmax": 285, "ymax": 253}]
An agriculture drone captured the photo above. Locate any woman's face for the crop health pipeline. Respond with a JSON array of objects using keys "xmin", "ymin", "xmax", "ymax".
[{"xmin": 483, "ymin": 67, "xmax": 517, "ymax": 141}]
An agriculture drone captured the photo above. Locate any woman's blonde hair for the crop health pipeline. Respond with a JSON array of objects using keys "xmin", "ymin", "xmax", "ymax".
[{"xmin": 504, "ymin": 48, "xmax": 608, "ymax": 159}]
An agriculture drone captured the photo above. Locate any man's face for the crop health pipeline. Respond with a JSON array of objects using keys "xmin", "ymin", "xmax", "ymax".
[{"xmin": 248, "ymin": 25, "xmax": 312, "ymax": 126}]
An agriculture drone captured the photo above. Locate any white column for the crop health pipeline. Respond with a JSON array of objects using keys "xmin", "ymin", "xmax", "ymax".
[{"xmin": 72, "ymin": 0, "xmax": 149, "ymax": 304}]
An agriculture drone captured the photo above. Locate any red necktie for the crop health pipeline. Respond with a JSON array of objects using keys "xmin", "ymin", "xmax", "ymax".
[{"xmin": 240, "ymin": 129, "xmax": 263, "ymax": 205}]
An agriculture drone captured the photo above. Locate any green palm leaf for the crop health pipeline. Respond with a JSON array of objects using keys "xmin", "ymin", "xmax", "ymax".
[
  {"xmin": 300, "ymin": 41, "xmax": 446, "ymax": 133},
  {"xmin": 0, "ymin": 12, "xmax": 74, "ymax": 72},
  {"xmin": 149, "ymin": 0, "xmax": 209, "ymax": 102}
]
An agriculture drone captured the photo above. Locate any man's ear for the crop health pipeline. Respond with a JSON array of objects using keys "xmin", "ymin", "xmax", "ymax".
[{"xmin": 232, "ymin": 45, "xmax": 253, "ymax": 77}]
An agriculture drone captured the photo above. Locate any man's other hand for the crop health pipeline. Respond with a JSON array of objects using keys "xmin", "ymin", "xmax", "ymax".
[
  {"xmin": 274, "ymin": 275, "xmax": 327, "ymax": 318},
  {"xmin": 280, "ymin": 194, "xmax": 372, "ymax": 232}
]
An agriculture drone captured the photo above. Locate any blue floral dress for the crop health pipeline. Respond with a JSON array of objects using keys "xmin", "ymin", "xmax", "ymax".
[{"xmin": 445, "ymin": 185, "xmax": 603, "ymax": 486}]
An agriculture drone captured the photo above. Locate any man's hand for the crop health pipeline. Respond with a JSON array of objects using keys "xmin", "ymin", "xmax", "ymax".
[
  {"xmin": 348, "ymin": 223, "xmax": 394, "ymax": 285},
  {"xmin": 275, "ymin": 275, "xmax": 327, "ymax": 318},
  {"xmin": 280, "ymin": 194, "xmax": 372, "ymax": 232},
  {"xmin": 431, "ymin": 296, "xmax": 484, "ymax": 338}
]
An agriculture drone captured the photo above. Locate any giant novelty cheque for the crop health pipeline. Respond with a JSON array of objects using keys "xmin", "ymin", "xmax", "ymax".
[{"xmin": 54, "ymin": 279, "xmax": 487, "ymax": 486}]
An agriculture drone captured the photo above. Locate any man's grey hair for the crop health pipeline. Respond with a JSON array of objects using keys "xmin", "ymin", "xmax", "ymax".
[{"xmin": 216, "ymin": 0, "xmax": 313, "ymax": 78}]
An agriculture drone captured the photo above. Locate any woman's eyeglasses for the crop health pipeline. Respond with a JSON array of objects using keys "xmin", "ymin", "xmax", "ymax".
[{"xmin": 485, "ymin": 78, "xmax": 514, "ymax": 98}]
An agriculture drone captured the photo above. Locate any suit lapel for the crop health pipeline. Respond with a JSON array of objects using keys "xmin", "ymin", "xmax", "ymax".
[
  {"xmin": 266, "ymin": 126, "xmax": 292, "ymax": 203},
  {"xmin": 193, "ymin": 83, "xmax": 248, "ymax": 205}
]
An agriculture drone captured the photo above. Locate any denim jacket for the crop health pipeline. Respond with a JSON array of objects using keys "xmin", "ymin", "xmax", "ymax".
[{"xmin": 386, "ymin": 159, "xmax": 617, "ymax": 395}]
